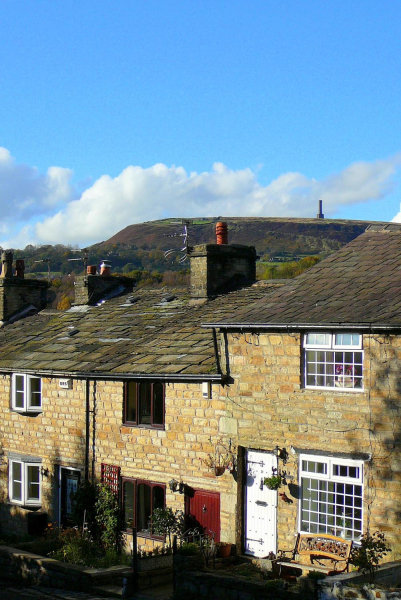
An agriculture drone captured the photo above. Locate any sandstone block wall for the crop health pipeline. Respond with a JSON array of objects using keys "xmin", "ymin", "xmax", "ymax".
[{"xmin": 217, "ymin": 331, "xmax": 401, "ymax": 558}]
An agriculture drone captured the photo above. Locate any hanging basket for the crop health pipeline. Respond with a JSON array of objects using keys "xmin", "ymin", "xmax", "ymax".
[{"xmin": 214, "ymin": 466, "xmax": 225, "ymax": 476}]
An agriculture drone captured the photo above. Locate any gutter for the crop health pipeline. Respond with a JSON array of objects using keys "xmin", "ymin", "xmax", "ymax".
[
  {"xmin": 201, "ymin": 322, "xmax": 401, "ymax": 332},
  {"xmin": 0, "ymin": 369, "xmax": 224, "ymax": 383}
]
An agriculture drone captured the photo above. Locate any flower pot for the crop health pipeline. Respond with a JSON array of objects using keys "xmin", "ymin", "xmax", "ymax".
[
  {"xmin": 214, "ymin": 466, "xmax": 225, "ymax": 476},
  {"xmin": 216, "ymin": 543, "xmax": 231, "ymax": 558}
]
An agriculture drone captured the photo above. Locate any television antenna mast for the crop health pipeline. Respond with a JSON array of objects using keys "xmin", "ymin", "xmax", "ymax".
[
  {"xmin": 34, "ymin": 259, "xmax": 51, "ymax": 282},
  {"xmin": 68, "ymin": 249, "xmax": 89, "ymax": 276},
  {"xmin": 164, "ymin": 219, "xmax": 193, "ymax": 264}
]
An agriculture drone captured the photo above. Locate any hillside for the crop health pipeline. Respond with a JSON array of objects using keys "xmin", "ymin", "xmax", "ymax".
[
  {"xmin": 10, "ymin": 217, "xmax": 385, "ymax": 280},
  {"xmin": 94, "ymin": 217, "xmax": 383, "ymax": 268}
]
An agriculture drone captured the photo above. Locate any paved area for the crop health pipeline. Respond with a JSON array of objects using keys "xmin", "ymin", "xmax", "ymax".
[{"xmin": 0, "ymin": 580, "xmax": 174, "ymax": 600}]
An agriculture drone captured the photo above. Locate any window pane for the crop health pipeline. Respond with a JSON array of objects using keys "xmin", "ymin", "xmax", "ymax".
[
  {"xmin": 123, "ymin": 482, "xmax": 135, "ymax": 530},
  {"xmin": 137, "ymin": 483, "xmax": 151, "ymax": 531},
  {"xmin": 13, "ymin": 480, "xmax": 22, "ymax": 501},
  {"xmin": 14, "ymin": 375, "xmax": 25, "ymax": 408},
  {"xmin": 27, "ymin": 465, "xmax": 40, "ymax": 500},
  {"xmin": 335, "ymin": 333, "xmax": 361, "ymax": 347},
  {"xmin": 126, "ymin": 382, "xmax": 137, "ymax": 422},
  {"xmin": 153, "ymin": 486, "xmax": 164, "ymax": 511},
  {"xmin": 306, "ymin": 333, "xmax": 331, "ymax": 346},
  {"xmin": 153, "ymin": 383, "xmax": 164, "ymax": 425},
  {"xmin": 29, "ymin": 378, "xmax": 41, "ymax": 408},
  {"xmin": 139, "ymin": 383, "xmax": 151, "ymax": 425},
  {"xmin": 12, "ymin": 462, "xmax": 22, "ymax": 501}
]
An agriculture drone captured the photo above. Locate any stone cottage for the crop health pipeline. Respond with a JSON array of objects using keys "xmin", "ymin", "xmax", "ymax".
[{"xmin": 1, "ymin": 222, "xmax": 401, "ymax": 560}]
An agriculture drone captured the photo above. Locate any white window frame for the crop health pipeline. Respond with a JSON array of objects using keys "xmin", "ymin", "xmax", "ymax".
[
  {"xmin": 299, "ymin": 454, "xmax": 363, "ymax": 542},
  {"xmin": 9, "ymin": 459, "xmax": 42, "ymax": 506},
  {"xmin": 304, "ymin": 332, "xmax": 363, "ymax": 391},
  {"xmin": 12, "ymin": 373, "xmax": 42, "ymax": 412}
]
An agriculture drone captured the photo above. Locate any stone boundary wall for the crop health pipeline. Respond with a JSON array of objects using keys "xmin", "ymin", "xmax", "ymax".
[
  {"xmin": 0, "ymin": 545, "xmax": 132, "ymax": 591},
  {"xmin": 174, "ymin": 570, "xmax": 301, "ymax": 600},
  {"xmin": 318, "ymin": 561, "xmax": 401, "ymax": 600}
]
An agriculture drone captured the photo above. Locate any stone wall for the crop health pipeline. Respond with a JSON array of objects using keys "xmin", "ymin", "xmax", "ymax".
[
  {"xmin": 0, "ymin": 376, "xmax": 87, "ymax": 535},
  {"xmin": 0, "ymin": 278, "xmax": 48, "ymax": 321},
  {"xmin": 0, "ymin": 544, "xmax": 132, "ymax": 591},
  {"xmin": 190, "ymin": 244, "xmax": 257, "ymax": 297},
  {"xmin": 217, "ymin": 331, "xmax": 401, "ymax": 558}
]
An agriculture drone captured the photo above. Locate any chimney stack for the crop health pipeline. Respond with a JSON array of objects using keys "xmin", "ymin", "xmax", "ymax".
[
  {"xmin": 74, "ymin": 259, "xmax": 134, "ymax": 305},
  {"xmin": 317, "ymin": 199, "xmax": 324, "ymax": 219},
  {"xmin": 0, "ymin": 251, "xmax": 48, "ymax": 321},
  {"xmin": 189, "ymin": 222, "xmax": 257, "ymax": 300}
]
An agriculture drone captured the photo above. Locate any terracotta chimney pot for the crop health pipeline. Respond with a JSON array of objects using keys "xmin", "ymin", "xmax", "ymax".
[
  {"xmin": 216, "ymin": 222, "xmax": 228, "ymax": 245},
  {"xmin": 87, "ymin": 265, "xmax": 97, "ymax": 276},
  {"xmin": 100, "ymin": 260, "xmax": 112, "ymax": 276},
  {"xmin": 15, "ymin": 259, "xmax": 25, "ymax": 279}
]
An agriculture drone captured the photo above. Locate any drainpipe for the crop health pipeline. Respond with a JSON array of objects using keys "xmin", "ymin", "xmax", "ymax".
[
  {"xmin": 85, "ymin": 379, "xmax": 90, "ymax": 482},
  {"xmin": 92, "ymin": 380, "xmax": 97, "ymax": 485}
]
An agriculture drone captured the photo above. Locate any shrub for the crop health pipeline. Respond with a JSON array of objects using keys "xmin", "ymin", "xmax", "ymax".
[
  {"xmin": 95, "ymin": 484, "xmax": 121, "ymax": 552},
  {"xmin": 51, "ymin": 529, "xmax": 102, "ymax": 566},
  {"xmin": 307, "ymin": 571, "xmax": 326, "ymax": 580},
  {"xmin": 351, "ymin": 531, "xmax": 391, "ymax": 583},
  {"xmin": 151, "ymin": 507, "xmax": 184, "ymax": 547},
  {"xmin": 177, "ymin": 542, "xmax": 201, "ymax": 556}
]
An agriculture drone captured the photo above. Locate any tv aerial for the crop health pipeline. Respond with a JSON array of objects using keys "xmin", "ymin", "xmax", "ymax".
[
  {"xmin": 164, "ymin": 219, "xmax": 193, "ymax": 264},
  {"xmin": 68, "ymin": 249, "xmax": 89, "ymax": 276},
  {"xmin": 34, "ymin": 258, "xmax": 51, "ymax": 282}
]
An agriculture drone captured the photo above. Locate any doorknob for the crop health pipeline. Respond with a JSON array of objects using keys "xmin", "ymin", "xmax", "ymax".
[{"xmin": 203, "ymin": 505, "xmax": 207, "ymax": 512}]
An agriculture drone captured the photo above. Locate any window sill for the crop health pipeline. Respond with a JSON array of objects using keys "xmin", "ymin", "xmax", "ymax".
[
  {"xmin": 122, "ymin": 423, "xmax": 164, "ymax": 430},
  {"xmin": 304, "ymin": 386, "xmax": 364, "ymax": 393},
  {"xmin": 7, "ymin": 501, "xmax": 42, "ymax": 509},
  {"xmin": 123, "ymin": 529, "xmax": 164, "ymax": 541},
  {"xmin": 11, "ymin": 408, "xmax": 43, "ymax": 415}
]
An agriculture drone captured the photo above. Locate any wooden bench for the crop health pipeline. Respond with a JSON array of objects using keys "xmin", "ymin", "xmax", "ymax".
[{"xmin": 275, "ymin": 533, "xmax": 353, "ymax": 576}]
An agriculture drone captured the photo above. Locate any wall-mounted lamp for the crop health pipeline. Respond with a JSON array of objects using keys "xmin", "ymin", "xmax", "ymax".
[
  {"xmin": 40, "ymin": 467, "xmax": 49, "ymax": 479},
  {"xmin": 169, "ymin": 479, "xmax": 179, "ymax": 493},
  {"xmin": 274, "ymin": 446, "xmax": 289, "ymax": 465}
]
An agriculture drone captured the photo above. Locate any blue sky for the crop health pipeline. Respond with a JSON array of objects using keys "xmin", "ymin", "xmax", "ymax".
[{"xmin": 1, "ymin": 0, "xmax": 401, "ymax": 247}]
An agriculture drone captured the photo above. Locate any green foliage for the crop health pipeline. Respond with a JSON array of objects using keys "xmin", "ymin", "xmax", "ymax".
[
  {"xmin": 263, "ymin": 475, "xmax": 282, "ymax": 490},
  {"xmin": 151, "ymin": 507, "xmax": 184, "ymax": 547},
  {"xmin": 351, "ymin": 531, "xmax": 391, "ymax": 583},
  {"xmin": 71, "ymin": 481, "xmax": 121, "ymax": 552},
  {"xmin": 257, "ymin": 256, "xmax": 321, "ymax": 280},
  {"xmin": 51, "ymin": 529, "xmax": 102, "ymax": 566},
  {"xmin": 307, "ymin": 571, "xmax": 326, "ymax": 580},
  {"xmin": 177, "ymin": 542, "xmax": 201, "ymax": 556},
  {"xmin": 95, "ymin": 484, "xmax": 122, "ymax": 551}
]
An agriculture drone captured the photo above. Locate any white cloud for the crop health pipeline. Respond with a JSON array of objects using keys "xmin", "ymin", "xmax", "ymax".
[
  {"xmin": 0, "ymin": 147, "xmax": 75, "ymax": 236},
  {"xmin": 1, "ymin": 148, "xmax": 401, "ymax": 248}
]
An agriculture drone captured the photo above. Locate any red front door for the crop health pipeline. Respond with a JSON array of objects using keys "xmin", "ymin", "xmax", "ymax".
[{"xmin": 185, "ymin": 489, "xmax": 220, "ymax": 542}]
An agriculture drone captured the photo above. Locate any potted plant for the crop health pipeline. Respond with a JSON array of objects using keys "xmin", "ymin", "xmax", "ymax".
[
  {"xmin": 215, "ymin": 542, "xmax": 232, "ymax": 558},
  {"xmin": 201, "ymin": 439, "xmax": 236, "ymax": 476},
  {"xmin": 263, "ymin": 474, "xmax": 282, "ymax": 490}
]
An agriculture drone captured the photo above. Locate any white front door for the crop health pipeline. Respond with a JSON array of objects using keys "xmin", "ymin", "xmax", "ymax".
[{"xmin": 245, "ymin": 449, "xmax": 277, "ymax": 557}]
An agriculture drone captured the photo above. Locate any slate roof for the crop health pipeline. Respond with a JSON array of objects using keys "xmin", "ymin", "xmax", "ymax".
[
  {"xmin": 203, "ymin": 225, "xmax": 401, "ymax": 330},
  {"xmin": 0, "ymin": 283, "xmax": 272, "ymax": 379}
]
